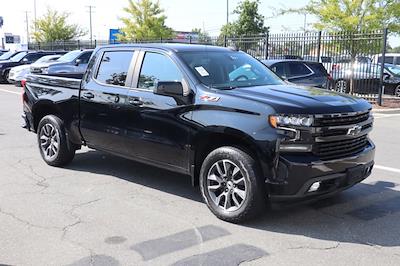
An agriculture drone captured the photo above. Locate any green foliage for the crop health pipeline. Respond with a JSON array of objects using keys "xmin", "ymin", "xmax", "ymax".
[
  {"xmin": 191, "ymin": 28, "xmax": 211, "ymax": 43},
  {"xmin": 32, "ymin": 8, "xmax": 86, "ymax": 42},
  {"xmin": 220, "ymin": 0, "xmax": 268, "ymax": 37},
  {"xmin": 117, "ymin": 0, "xmax": 173, "ymax": 41},
  {"xmin": 389, "ymin": 45, "xmax": 400, "ymax": 52},
  {"xmin": 278, "ymin": 0, "xmax": 400, "ymax": 33}
]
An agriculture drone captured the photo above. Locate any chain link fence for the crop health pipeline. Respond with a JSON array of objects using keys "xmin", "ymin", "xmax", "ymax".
[{"xmin": 28, "ymin": 29, "xmax": 392, "ymax": 104}]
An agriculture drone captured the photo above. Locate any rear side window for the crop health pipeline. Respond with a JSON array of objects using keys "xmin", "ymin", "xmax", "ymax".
[
  {"xmin": 270, "ymin": 63, "xmax": 286, "ymax": 77},
  {"xmin": 78, "ymin": 52, "xmax": 93, "ymax": 64},
  {"xmin": 138, "ymin": 52, "xmax": 183, "ymax": 90},
  {"xmin": 287, "ymin": 62, "xmax": 312, "ymax": 77},
  {"xmin": 379, "ymin": 56, "xmax": 394, "ymax": 64},
  {"xmin": 306, "ymin": 63, "xmax": 327, "ymax": 76},
  {"xmin": 96, "ymin": 51, "xmax": 134, "ymax": 87}
]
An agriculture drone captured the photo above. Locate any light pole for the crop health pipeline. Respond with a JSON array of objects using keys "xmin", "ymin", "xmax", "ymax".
[
  {"xmin": 33, "ymin": 0, "xmax": 37, "ymax": 31},
  {"xmin": 87, "ymin": 5, "xmax": 95, "ymax": 46},
  {"xmin": 226, "ymin": 0, "xmax": 229, "ymax": 25},
  {"xmin": 25, "ymin": 11, "xmax": 30, "ymax": 44}
]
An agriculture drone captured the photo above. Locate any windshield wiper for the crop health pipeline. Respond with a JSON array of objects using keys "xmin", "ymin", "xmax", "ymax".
[{"xmin": 211, "ymin": 85, "xmax": 238, "ymax": 90}]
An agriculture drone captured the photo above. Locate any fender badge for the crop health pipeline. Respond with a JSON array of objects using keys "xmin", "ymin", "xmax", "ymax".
[{"xmin": 200, "ymin": 95, "xmax": 220, "ymax": 102}]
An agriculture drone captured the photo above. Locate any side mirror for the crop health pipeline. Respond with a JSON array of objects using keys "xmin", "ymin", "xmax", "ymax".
[
  {"xmin": 154, "ymin": 81, "xmax": 184, "ymax": 96},
  {"xmin": 22, "ymin": 58, "xmax": 29, "ymax": 64},
  {"xmin": 75, "ymin": 59, "xmax": 82, "ymax": 66},
  {"xmin": 383, "ymin": 73, "xmax": 391, "ymax": 80}
]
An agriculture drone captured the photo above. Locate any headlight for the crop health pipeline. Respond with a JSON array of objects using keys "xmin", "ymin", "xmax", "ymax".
[
  {"xmin": 269, "ymin": 114, "xmax": 314, "ymax": 128},
  {"xmin": 41, "ymin": 67, "xmax": 49, "ymax": 74},
  {"xmin": 0, "ymin": 64, "xmax": 3, "ymax": 68}
]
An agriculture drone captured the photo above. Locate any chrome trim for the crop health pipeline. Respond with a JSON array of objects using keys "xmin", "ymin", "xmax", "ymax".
[
  {"xmin": 314, "ymin": 109, "xmax": 370, "ymax": 118},
  {"xmin": 277, "ymin": 126, "xmax": 300, "ymax": 141}
]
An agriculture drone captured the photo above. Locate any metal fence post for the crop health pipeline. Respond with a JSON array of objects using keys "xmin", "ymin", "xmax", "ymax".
[
  {"xmin": 94, "ymin": 39, "xmax": 97, "ymax": 48},
  {"xmin": 224, "ymin": 35, "xmax": 227, "ymax": 47},
  {"xmin": 316, "ymin": 31, "xmax": 322, "ymax": 60},
  {"xmin": 189, "ymin": 35, "xmax": 192, "ymax": 44},
  {"xmin": 378, "ymin": 28, "xmax": 389, "ymax": 106},
  {"xmin": 77, "ymin": 40, "xmax": 80, "ymax": 50},
  {"xmin": 264, "ymin": 30, "xmax": 269, "ymax": 60}
]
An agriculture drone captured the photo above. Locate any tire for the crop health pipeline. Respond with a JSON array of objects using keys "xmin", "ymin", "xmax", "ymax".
[
  {"xmin": 199, "ymin": 146, "xmax": 266, "ymax": 223},
  {"xmin": 334, "ymin": 79, "xmax": 348, "ymax": 93},
  {"xmin": 37, "ymin": 115, "xmax": 75, "ymax": 166},
  {"xmin": 395, "ymin": 85, "xmax": 400, "ymax": 98}
]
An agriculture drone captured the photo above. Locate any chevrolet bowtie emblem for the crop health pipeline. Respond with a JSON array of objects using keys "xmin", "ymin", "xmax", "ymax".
[{"xmin": 347, "ymin": 125, "xmax": 362, "ymax": 136}]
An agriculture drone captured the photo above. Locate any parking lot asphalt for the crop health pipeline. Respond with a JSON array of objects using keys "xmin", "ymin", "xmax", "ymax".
[{"xmin": 0, "ymin": 84, "xmax": 400, "ymax": 266}]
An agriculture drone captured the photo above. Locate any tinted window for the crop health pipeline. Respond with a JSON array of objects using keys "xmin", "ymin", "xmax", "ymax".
[
  {"xmin": 78, "ymin": 52, "xmax": 93, "ymax": 64},
  {"xmin": 138, "ymin": 52, "xmax": 183, "ymax": 90},
  {"xmin": 9, "ymin": 52, "xmax": 28, "ymax": 62},
  {"xmin": 96, "ymin": 51, "xmax": 134, "ymax": 87},
  {"xmin": 271, "ymin": 63, "xmax": 286, "ymax": 77},
  {"xmin": 24, "ymin": 53, "xmax": 46, "ymax": 63},
  {"xmin": 287, "ymin": 62, "xmax": 312, "ymax": 77},
  {"xmin": 379, "ymin": 56, "xmax": 394, "ymax": 64},
  {"xmin": 58, "ymin": 50, "xmax": 82, "ymax": 62},
  {"xmin": 306, "ymin": 63, "xmax": 327, "ymax": 76}
]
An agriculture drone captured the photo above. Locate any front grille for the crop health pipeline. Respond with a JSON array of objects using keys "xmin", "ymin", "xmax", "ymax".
[
  {"xmin": 315, "ymin": 111, "xmax": 370, "ymax": 127},
  {"xmin": 314, "ymin": 135, "xmax": 369, "ymax": 160},
  {"xmin": 31, "ymin": 68, "xmax": 42, "ymax": 74}
]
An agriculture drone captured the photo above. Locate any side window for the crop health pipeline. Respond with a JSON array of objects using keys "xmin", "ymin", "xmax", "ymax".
[
  {"xmin": 138, "ymin": 52, "xmax": 183, "ymax": 90},
  {"xmin": 384, "ymin": 56, "xmax": 394, "ymax": 64},
  {"xmin": 78, "ymin": 52, "xmax": 93, "ymax": 64},
  {"xmin": 24, "ymin": 53, "xmax": 43, "ymax": 62},
  {"xmin": 96, "ymin": 51, "xmax": 134, "ymax": 87},
  {"xmin": 287, "ymin": 62, "xmax": 312, "ymax": 77},
  {"xmin": 271, "ymin": 63, "xmax": 286, "ymax": 77}
]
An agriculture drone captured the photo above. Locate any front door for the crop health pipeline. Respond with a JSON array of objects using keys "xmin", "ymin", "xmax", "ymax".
[
  {"xmin": 125, "ymin": 51, "xmax": 193, "ymax": 172},
  {"xmin": 79, "ymin": 49, "xmax": 137, "ymax": 153}
]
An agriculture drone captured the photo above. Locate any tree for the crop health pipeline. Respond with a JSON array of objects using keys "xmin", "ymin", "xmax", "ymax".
[
  {"xmin": 220, "ymin": 0, "xmax": 268, "ymax": 37},
  {"xmin": 277, "ymin": 0, "xmax": 400, "ymax": 33},
  {"xmin": 117, "ymin": 0, "xmax": 173, "ymax": 41},
  {"xmin": 32, "ymin": 8, "xmax": 86, "ymax": 42},
  {"xmin": 191, "ymin": 28, "xmax": 211, "ymax": 43}
]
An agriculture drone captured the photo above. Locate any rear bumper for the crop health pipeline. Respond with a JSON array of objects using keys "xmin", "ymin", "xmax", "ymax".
[{"xmin": 268, "ymin": 140, "xmax": 375, "ymax": 202}]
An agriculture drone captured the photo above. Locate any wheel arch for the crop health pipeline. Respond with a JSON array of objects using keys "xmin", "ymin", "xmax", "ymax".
[
  {"xmin": 190, "ymin": 126, "xmax": 273, "ymax": 187},
  {"xmin": 32, "ymin": 100, "xmax": 63, "ymax": 132}
]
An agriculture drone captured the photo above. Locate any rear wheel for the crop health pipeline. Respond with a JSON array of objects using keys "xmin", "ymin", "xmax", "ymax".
[
  {"xmin": 199, "ymin": 146, "xmax": 266, "ymax": 223},
  {"xmin": 395, "ymin": 85, "xmax": 400, "ymax": 97},
  {"xmin": 37, "ymin": 115, "xmax": 75, "ymax": 166},
  {"xmin": 334, "ymin": 79, "xmax": 348, "ymax": 93}
]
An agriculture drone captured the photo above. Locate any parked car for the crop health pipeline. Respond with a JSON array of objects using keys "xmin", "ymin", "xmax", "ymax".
[
  {"xmin": 268, "ymin": 55, "xmax": 303, "ymax": 60},
  {"xmin": 8, "ymin": 54, "xmax": 62, "ymax": 86},
  {"xmin": 262, "ymin": 59, "xmax": 330, "ymax": 88},
  {"xmin": 23, "ymin": 44, "xmax": 375, "ymax": 223},
  {"xmin": 0, "ymin": 49, "xmax": 9, "ymax": 56},
  {"xmin": 0, "ymin": 50, "xmax": 27, "ymax": 61},
  {"xmin": 382, "ymin": 64, "xmax": 400, "ymax": 97},
  {"xmin": 330, "ymin": 63, "xmax": 400, "ymax": 96},
  {"xmin": 30, "ymin": 49, "xmax": 93, "ymax": 76},
  {"xmin": 372, "ymin": 53, "xmax": 400, "ymax": 66},
  {"xmin": 0, "ymin": 51, "xmax": 65, "ymax": 83}
]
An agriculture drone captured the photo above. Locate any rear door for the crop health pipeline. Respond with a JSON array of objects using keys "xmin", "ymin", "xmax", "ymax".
[{"xmin": 79, "ymin": 48, "xmax": 137, "ymax": 153}]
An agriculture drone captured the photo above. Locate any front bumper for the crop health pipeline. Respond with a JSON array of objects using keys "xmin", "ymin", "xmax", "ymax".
[{"xmin": 268, "ymin": 140, "xmax": 375, "ymax": 203}]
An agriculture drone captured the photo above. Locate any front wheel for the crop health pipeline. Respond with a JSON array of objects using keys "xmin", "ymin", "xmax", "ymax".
[
  {"xmin": 37, "ymin": 115, "xmax": 75, "ymax": 166},
  {"xmin": 199, "ymin": 146, "xmax": 266, "ymax": 223}
]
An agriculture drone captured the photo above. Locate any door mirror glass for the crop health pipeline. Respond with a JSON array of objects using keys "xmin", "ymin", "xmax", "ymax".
[
  {"xmin": 22, "ymin": 58, "xmax": 29, "ymax": 63},
  {"xmin": 75, "ymin": 59, "xmax": 82, "ymax": 66},
  {"xmin": 154, "ymin": 81, "xmax": 184, "ymax": 96}
]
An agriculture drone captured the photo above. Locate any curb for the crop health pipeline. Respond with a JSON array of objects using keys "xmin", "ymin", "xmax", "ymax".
[{"xmin": 372, "ymin": 108, "xmax": 400, "ymax": 114}]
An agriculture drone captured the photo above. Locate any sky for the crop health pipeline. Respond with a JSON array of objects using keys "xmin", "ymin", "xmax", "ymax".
[{"xmin": 0, "ymin": 0, "xmax": 399, "ymax": 46}]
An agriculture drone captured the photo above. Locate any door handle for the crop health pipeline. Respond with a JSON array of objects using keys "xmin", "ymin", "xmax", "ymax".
[
  {"xmin": 128, "ymin": 98, "xmax": 143, "ymax": 106},
  {"xmin": 82, "ymin": 92, "xmax": 94, "ymax": 99}
]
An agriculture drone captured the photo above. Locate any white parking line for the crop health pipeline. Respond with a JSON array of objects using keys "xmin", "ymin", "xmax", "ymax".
[
  {"xmin": 0, "ymin": 88, "xmax": 21, "ymax": 95},
  {"xmin": 375, "ymin": 165, "xmax": 400, "ymax": 174}
]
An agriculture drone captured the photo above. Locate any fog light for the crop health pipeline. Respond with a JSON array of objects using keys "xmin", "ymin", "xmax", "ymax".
[{"xmin": 308, "ymin": 181, "xmax": 321, "ymax": 192}]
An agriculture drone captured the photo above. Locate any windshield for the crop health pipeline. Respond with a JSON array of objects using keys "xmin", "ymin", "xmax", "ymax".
[
  {"xmin": 0, "ymin": 51, "xmax": 14, "ymax": 60},
  {"xmin": 36, "ymin": 55, "xmax": 59, "ymax": 64},
  {"xmin": 9, "ymin": 52, "xmax": 28, "ymax": 62},
  {"xmin": 57, "ymin": 50, "xmax": 81, "ymax": 62},
  {"xmin": 386, "ymin": 65, "xmax": 400, "ymax": 76},
  {"xmin": 178, "ymin": 51, "xmax": 284, "ymax": 89}
]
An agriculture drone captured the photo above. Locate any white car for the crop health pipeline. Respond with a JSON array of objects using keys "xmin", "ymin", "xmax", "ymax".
[{"xmin": 8, "ymin": 55, "xmax": 61, "ymax": 86}]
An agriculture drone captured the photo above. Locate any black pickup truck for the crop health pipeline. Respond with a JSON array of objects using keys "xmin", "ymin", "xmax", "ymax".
[{"xmin": 23, "ymin": 44, "xmax": 375, "ymax": 222}]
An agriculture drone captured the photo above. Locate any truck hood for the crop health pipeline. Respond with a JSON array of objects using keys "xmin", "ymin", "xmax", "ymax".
[{"xmin": 223, "ymin": 84, "xmax": 371, "ymax": 114}]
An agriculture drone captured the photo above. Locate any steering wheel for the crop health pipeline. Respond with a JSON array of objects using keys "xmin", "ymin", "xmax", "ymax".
[{"xmin": 233, "ymin": 75, "xmax": 249, "ymax": 81}]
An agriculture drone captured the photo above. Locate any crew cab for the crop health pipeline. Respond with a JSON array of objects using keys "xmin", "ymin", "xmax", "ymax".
[{"xmin": 23, "ymin": 44, "xmax": 375, "ymax": 222}]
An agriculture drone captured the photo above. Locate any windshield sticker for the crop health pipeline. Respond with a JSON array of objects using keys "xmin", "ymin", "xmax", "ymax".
[{"xmin": 195, "ymin": 66, "xmax": 210, "ymax": 77}]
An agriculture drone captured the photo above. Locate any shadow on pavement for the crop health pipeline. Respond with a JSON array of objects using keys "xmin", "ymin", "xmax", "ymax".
[{"xmin": 67, "ymin": 150, "xmax": 400, "ymax": 247}]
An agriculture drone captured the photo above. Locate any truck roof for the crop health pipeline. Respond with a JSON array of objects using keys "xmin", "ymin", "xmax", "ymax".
[{"xmin": 98, "ymin": 43, "xmax": 234, "ymax": 53}]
